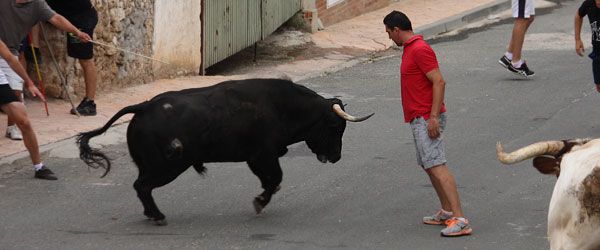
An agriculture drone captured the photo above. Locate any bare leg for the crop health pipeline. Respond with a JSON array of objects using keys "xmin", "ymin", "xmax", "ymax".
[
  {"xmin": 425, "ymin": 164, "xmax": 464, "ymax": 218},
  {"xmin": 507, "ymin": 16, "xmax": 535, "ymax": 62},
  {"xmin": 6, "ymin": 90, "xmax": 22, "ymax": 127},
  {"xmin": 427, "ymin": 169, "xmax": 451, "ymax": 211},
  {"xmin": 79, "ymin": 59, "xmax": 97, "ymax": 100},
  {"xmin": 1, "ymin": 102, "xmax": 41, "ymax": 165}
]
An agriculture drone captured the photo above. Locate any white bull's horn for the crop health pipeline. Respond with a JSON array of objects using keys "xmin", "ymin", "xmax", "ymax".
[
  {"xmin": 496, "ymin": 140, "xmax": 565, "ymax": 164},
  {"xmin": 332, "ymin": 104, "xmax": 373, "ymax": 122}
]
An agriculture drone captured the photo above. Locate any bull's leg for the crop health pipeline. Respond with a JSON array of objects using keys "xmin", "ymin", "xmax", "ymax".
[
  {"xmin": 247, "ymin": 157, "xmax": 283, "ymax": 214},
  {"xmin": 133, "ymin": 178, "xmax": 165, "ymax": 224},
  {"xmin": 133, "ymin": 166, "xmax": 189, "ymax": 225}
]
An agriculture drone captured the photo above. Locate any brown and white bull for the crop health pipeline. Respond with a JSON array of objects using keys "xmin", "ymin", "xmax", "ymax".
[{"xmin": 496, "ymin": 138, "xmax": 600, "ymax": 250}]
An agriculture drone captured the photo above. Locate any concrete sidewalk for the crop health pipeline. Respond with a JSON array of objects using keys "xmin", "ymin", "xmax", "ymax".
[{"xmin": 0, "ymin": 0, "xmax": 554, "ymax": 166}]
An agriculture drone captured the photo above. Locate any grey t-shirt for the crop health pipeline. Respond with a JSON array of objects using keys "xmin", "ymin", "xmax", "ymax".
[{"xmin": 0, "ymin": 0, "xmax": 55, "ymax": 55}]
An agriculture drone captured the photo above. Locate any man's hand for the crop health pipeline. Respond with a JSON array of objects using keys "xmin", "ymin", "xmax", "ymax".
[
  {"xmin": 49, "ymin": 14, "xmax": 92, "ymax": 43},
  {"xmin": 576, "ymin": 39, "xmax": 585, "ymax": 57},
  {"xmin": 75, "ymin": 30, "xmax": 92, "ymax": 43},
  {"xmin": 26, "ymin": 82, "xmax": 46, "ymax": 102},
  {"xmin": 427, "ymin": 116, "xmax": 440, "ymax": 139},
  {"xmin": 596, "ymin": 84, "xmax": 600, "ymax": 93}
]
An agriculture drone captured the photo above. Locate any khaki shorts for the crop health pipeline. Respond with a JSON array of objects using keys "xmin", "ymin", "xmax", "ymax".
[{"xmin": 409, "ymin": 113, "xmax": 447, "ymax": 169}]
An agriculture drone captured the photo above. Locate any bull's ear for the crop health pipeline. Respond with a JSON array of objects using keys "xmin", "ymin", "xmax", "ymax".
[
  {"xmin": 329, "ymin": 98, "xmax": 343, "ymax": 107},
  {"xmin": 532, "ymin": 155, "xmax": 560, "ymax": 176}
]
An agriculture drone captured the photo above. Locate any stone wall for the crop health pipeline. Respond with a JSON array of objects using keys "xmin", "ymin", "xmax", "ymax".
[{"xmin": 38, "ymin": 0, "xmax": 195, "ymax": 99}]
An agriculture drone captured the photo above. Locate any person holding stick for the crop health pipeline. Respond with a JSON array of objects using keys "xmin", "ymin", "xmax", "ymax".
[
  {"xmin": 5, "ymin": 25, "xmax": 46, "ymax": 140},
  {"xmin": 0, "ymin": 0, "xmax": 91, "ymax": 179},
  {"xmin": 0, "ymin": 38, "xmax": 57, "ymax": 180},
  {"xmin": 46, "ymin": 0, "xmax": 98, "ymax": 116}
]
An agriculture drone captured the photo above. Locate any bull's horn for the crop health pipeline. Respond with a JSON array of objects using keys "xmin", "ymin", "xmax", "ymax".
[
  {"xmin": 332, "ymin": 104, "xmax": 373, "ymax": 122},
  {"xmin": 496, "ymin": 140, "xmax": 565, "ymax": 164}
]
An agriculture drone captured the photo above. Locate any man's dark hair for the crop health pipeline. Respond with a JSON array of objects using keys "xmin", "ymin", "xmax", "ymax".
[{"xmin": 383, "ymin": 11, "xmax": 412, "ymax": 31}]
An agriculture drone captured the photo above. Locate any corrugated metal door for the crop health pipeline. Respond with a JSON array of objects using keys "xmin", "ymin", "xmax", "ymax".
[
  {"xmin": 201, "ymin": 0, "xmax": 301, "ymax": 74},
  {"xmin": 261, "ymin": 0, "xmax": 301, "ymax": 37}
]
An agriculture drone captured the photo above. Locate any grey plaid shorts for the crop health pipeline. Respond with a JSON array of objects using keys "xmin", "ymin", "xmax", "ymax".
[{"xmin": 409, "ymin": 113, "xmax": 447, "ymax": 169}]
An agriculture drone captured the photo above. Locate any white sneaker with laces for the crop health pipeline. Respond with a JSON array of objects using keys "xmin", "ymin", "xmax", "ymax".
[{"xmin": 5, "ymin": 125, "xmax": 23, "ymax": 140}]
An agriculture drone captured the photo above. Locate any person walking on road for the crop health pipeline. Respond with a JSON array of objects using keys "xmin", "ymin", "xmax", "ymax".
[
  {"xmin": 498, "ymin": 0, "xmax": 536, "ymax": 77},
  {"xmin": 383, "ymin": 10, "xmax": 472, "ymax": 237},
  {"xmin": 46, "ymin": 0, "xmax": 99, "ymax": 116},
  {"xmin": 574, "ymin": 0, "xmax": 600, "ymax": 93}
]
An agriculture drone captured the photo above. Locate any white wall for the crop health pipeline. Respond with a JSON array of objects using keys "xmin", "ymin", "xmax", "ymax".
[{"xmin": 153, "ymin": 0, "xmax": 201, "ymax": 72}]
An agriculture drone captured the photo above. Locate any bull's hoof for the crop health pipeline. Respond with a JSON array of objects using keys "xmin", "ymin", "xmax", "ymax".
[
  {"xmin": 146, "ymin": 217, "xmax": 168, "ymax": 226},
  {"xmin": 152, "ymin": 219, "xmax": 168, "ymax": 226},
  {"xmin": 253, "ymin": 196, "xmax": 266, "ymax": 214},
  {"xmin": 144, "ymin": 212, "xmax": 167, "ymax": 226}
]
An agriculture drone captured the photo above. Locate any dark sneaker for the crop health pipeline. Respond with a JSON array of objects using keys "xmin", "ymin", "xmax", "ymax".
[
  {"xmin": 508, "ymin": 61, "xmax": 535, "ymax": 77},
  {"xmin": 441, "ymin": 217, "xmax": 472, "ymax": 237},
  {"xmin": 34, "ymin": 166, "xmax": 58, "ymax": 180},
  {"xmin": 498, "ymin": 55, "xmax": 511, "ymax": 69},
  {"xmin": 70, "ymin": 98, "xmax": 97, "ymax": 116}
]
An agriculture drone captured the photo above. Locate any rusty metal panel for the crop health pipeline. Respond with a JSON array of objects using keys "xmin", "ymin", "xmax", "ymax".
[
  {"xmin": 247, "ymin": 0, "xmax": 262, "ymax": 45},
  {"xmin": 204, "ymin": 0, "xmax": 249, "ymax": 68},
  {"xmin": 202, "ymin": 0, "xmax": 301, "ymax": 71}
]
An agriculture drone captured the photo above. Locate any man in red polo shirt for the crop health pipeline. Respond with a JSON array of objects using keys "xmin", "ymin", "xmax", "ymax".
[{"xmin": 384, "ymin": 10, "xmax": 472, "ymax": 237}]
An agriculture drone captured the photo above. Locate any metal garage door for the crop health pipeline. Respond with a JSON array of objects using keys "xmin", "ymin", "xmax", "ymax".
[{"xmin": 201, "ymin": 0, "xmax": 302, "ymax": 74}]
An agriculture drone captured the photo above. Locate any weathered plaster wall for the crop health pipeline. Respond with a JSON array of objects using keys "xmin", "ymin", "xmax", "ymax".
[{"xmin": 153, "ymin": 0, "xmax": 201, "ymax": 75}]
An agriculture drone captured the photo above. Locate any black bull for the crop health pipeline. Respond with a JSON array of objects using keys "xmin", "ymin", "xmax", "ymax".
[{"xmin": 77, "ymin": 78, "xmax": 373, "ymax": 225}]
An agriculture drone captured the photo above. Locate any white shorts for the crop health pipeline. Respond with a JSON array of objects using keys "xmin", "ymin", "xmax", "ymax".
[
  {"xmin": 0, "ymin": 57, "xmax": 24, "ymax": 91},
  {"xmin": 512, "ymin": 0, "xmax": 535, "ymax": 18},
  {"xmin": 0, "ymin": 68, "xmax": 8, "ymax": 85}
]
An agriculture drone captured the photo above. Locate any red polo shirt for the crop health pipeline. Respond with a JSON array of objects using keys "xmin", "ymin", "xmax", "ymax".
[{"xmin": 400, "ymin": 35, "xmax": 446, "ymax": 122}]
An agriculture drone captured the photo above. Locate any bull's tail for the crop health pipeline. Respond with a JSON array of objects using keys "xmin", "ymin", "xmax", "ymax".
[{"xmin": 77, "ymin": 101, "xmax": 149, "ymax": 177}]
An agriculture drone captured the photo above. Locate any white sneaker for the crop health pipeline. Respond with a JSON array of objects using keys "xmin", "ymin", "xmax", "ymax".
[{"xmin": 5, "ymin": 125, "xmax": 23, "ymax": 140}]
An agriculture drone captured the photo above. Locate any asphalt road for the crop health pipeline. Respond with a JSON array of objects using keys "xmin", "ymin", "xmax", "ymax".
[{"xmin": 1, "ymin": 2, "xmax": 599, "ymax": 249}]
